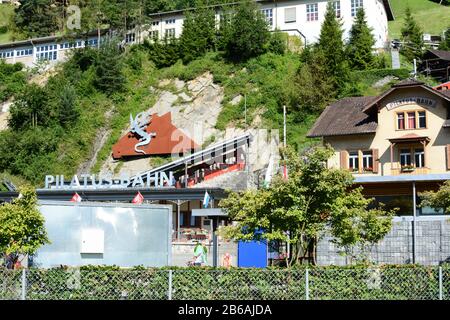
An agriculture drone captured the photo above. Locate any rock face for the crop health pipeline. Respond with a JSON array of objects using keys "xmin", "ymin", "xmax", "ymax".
[
  {"xmin": 101, "ymin": 72, "xmax": 225, "ymax": 177},
  {"xmin": 0, "ymin": 100, "xmax": 13, "ymax": 131},
  {"xmin": 100, "ymin": 71, "xmax": 280, "ymax": 184}
]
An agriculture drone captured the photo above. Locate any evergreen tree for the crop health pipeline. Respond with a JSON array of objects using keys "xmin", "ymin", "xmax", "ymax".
[
  {"xmin": 12, "ymin": 0, "xmax": 59, "ymax": 38},
  {"xmin": 316, "ymin": 2, "xmax": 349, "ymax": 95},
  {"xmin": 346, "ymin": 7, "xmax": 375, "ymax": 70},
  {"xmin": 224, "ymin": 0, "xmax": 270, "ymax": 62},
  {"xmin": 94, "ymin": 42, "xmax": 125, "ymax": 94},
  {"xmin": 179, "ymin": 1, "xmax": 216, "ymax": 63},
  {"xmin": 400, "ymin": 6, "xmax": 424, "ymax": 62},
  {"xmin": 439, "ymin": 27, "xmax": 450, "ymax": 50}
]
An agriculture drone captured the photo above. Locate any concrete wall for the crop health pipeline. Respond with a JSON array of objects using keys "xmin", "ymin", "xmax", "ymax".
[{"xmin": 317, "ymin": 216, "xmax": 450, "ymax": 265}]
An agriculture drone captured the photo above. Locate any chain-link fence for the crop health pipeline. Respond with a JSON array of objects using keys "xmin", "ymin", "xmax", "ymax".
[{"xmin": 1, "ymin": 266, "xmax": 449, "ymax": 300}]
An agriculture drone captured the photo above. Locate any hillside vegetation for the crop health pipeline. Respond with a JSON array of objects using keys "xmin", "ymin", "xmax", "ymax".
[
  {"xmin": 0, "ymin": 1, "xmax": 427, "ymax": 187},
  {"xmin": 0, "ymin": 4, "xmax": 14, "ymax": 44},
  {"xmin": 389, "ymin": 0, "xmax": 450, "ymax": 38}
]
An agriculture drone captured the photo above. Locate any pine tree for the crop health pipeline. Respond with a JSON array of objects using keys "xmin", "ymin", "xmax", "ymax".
[
  {"xmin": 346, "ymin": 7, "xmax": 375, "ymax": 70},
  {"xmin": 439, "ymin": 27, "xmax": 450, "ymax": 50},
  {"xmin": 400, "ymin": 6, "xmax": 424, "ymax": 62},
  {"xmin": 224, "ymin": 0, "xmax": 270, "ymax": 62},
  {"xmin": 179, "ymin": 1, "xmax": 216, "ymax": 63},
  {"xmin": 316, "ymin": 2, "xmax": 349, "ymax": 95}
]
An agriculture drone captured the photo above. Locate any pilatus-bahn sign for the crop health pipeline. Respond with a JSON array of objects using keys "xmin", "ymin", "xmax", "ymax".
[{"xmin": 44, "ymin": 172, "xmax": 174, "ymax": 189}]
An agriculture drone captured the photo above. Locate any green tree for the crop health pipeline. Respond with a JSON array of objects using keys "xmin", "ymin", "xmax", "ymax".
[
  {"xmin": 316, "ymin": 2, "xmax": 349, "ymax": 95},
  {"xmin": 419, "ymin": 180, "xmax": 450, "ymax": 214},
  {"xmin": 439, "ymin": 27, "xmax": 450, "ymax": 50},
  {"xmin": 8, "ymin": 84, "xmax": 54, "ymax": 131},
  {"xmin": 12, "ymin": 0, "xmax": 59, "ymax": 39},
  {"xmin": 94, "ymin": 41, "xmax": 126, "ymax": 94},
  {"xmin": 292, "ymin": 47, "xmax": 333, "ymax": 113},
  {"xmin": 179, "ymin": 1, "xmax": 216, "ymax": 63},
  {"xmin": 400, "ymin": 6, "xmax": 424, "ymax": 62},
  {"xmin": 224, "ymin": 0, "xmax": 270, "ymax": 62},
  {"xmin": 346, "ymin": 7, "xmax": 375, "ymax": 70},
  {"xmin": 266, "ymin": 29, "xmax": 287, "ymax": 55},
  {"xmin": 219, "ymin": 146, "xmax": 394, "ymax": 266},
  {"xmin": 0, "ymin": 186, "xmax": 50, "ymax": 268}
]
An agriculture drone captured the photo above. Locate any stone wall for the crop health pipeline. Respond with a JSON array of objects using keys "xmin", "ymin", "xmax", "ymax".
[{"xmin": 317, "ymin": 216, "xmax": 450, "ymax": 266}]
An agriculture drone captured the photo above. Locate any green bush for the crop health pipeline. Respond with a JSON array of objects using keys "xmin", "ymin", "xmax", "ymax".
[{"xmin": 1, "ymin": 265, "xmax": 446, "ymax": 300}]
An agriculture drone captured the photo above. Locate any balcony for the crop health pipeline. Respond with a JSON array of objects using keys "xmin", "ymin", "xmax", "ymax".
[{"xmin": 391, "ymin": 167, "xmax": 430, "ymax": 176}]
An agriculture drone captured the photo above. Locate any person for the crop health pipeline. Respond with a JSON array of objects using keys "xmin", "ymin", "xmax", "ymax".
[
  {"xmin": 222, "ymin": 253, "xmax": 232, "ymax": 269},
  {"xmin": 193, "ymin": 241, "xmax": 204, "ymax": 266},
  {"xmin": 201, "ymin": 242, "xmax": 208, "ymax": 265}
]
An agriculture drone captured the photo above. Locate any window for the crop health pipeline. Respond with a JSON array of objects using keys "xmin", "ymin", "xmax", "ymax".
[
  {"xmin": 407, "ymin": 112, "xmax": 416, "ymax": 129},
  {"xmin": 165, "ymin": 19, "xmax": 175, "ymax": 24},
  {"xmin": 125, "ymin": 33, "xmax": 136, "ymax": 43},
  {"xmin": 362, "ymin": 151, "xmax": 373, "ymax": 171},
  {"xmin": 333, "ymin": 1, "xmax": 341, "ymax": 18},
  {"xmin": 414, "ymin": 148, "xmax": 425, "ymax": 168},
  {"xmin": 190, "ymin": 215, "xmax": 197, "ymax": 227},
  {"xmin": 397, "ymin": 111, "xmax": 427, "ymax": 130},
  {"xmin": 306, "ymin": 3, "xmax": 318, "ymax": 21},
  {"xmin": 397, "ymin": 113, "xmax": 405, "ymax": 129},
  {"xmin": 261, "ymin": 8, "xmax": 273, "ymax": 26},
  {"xmin": 149, "ymin": 30, "xmax": 159, "ymax": 40},
  {"xmin": 351, "ymin": 0, "xmax": 363, "ymax": 17},
  {"xmin": 400, "ymin": 149, "xmax": 412, "ymax": 167},
  {"xmin": 152, "ymin": 21, "xmax": 159, "ymax": 26},
  {"xmin": 165, "ymin": 28, "xmax": 176, "ymax": 38},
  {"xmin": 418, "ymin": 111, "xmax": 426, "ymax": 128},
  {"xmin": 284, "ymin": 7, "xmax": 296, "ymax": 23},
  {"xmin": 349, "ymin": 152, "xmax": 359, "ymax": 171}
]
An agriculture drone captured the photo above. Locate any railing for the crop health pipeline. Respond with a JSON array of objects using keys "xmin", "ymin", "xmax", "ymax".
[
  {"xmin": 1, "ymin": 266, "xmax": 449, "ymax": 300},
  {"xmin": 390, "ymin": 167, "xmax": 430, "ymax": 175}
]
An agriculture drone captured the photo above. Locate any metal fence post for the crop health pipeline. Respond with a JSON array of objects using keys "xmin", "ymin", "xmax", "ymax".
[
  {"xmin": 21, "ymin": 269, "xmax": 27, "ymax": 301},
  {"xmin": 305, "ymin": 268, "xmax": 309, "ymax": 301},
  {"xmin": 439, "ymin": 266, "xmax": 443, "ymax": 301},
  {"xmin": 168, "ymin": 270, "xmax": 173, "ymax": 300}
]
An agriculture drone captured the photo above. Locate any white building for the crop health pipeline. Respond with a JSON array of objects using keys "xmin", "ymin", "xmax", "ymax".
[
  {"xmin": 146, "ymin": 0, "xmax": 394, "ymax": 49},
  {"xmin": 0, "ymin": 0, "xmax": 393, "ymax": 68}
]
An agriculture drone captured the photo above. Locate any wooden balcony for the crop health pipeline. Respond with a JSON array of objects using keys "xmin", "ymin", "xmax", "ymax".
[{"xmin": 390, "ymin": 167, "xmax": 430, "ymax": 176}]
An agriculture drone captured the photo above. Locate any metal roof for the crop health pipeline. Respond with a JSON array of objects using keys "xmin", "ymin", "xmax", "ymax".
[
  {"xmin": 129, "ymin": 133, "xmax": 251, "ymax": 185},
  {"xmin": 0, "ymin": 187, "xmax": 228, "ymax": 203},
  {"xmin": 354, "ymin": 174, "xmax": 450, "ymax": 184}
]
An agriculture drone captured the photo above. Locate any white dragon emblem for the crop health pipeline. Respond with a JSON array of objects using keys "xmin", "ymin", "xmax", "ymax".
[{"xmin": 130, "ymin": 112, "xmax": 156, "ymax": 155}]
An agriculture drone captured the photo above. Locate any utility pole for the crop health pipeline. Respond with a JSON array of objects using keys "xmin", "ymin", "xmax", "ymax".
[
  {"xmin": 244, "ymin": 94, "xmax": 247, "ymax": 127},
  {"xmin": 283, "ymin": 105, "xmax": 287, "ymax": 147},
  {"xmin": 413, "ymin": 59, "xmax": 417, "ymax": 79}
]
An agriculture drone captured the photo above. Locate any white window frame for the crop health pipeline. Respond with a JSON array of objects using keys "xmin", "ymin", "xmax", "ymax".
[
  {"xmin": 261, "ymin": 8, "xmax": 273, "ymax": 26},
  {"xmin": 362, "ymin": 151, "xmax": 373, "ymax": 171},
  {"xmin": 351, "ymin": 0, "xmax": 364, "ymax": 17},
  {"xmin": 349, "ymin": 152, "xmax": 359, "ymax": 171},
  {"xmin": 414, "ymin": 148, "xmax": 425, "ymax": 168},
  {"xmin": 400, "ymin": 149, "xmax": 412, "ymax": 167},
  {"xmin": 306, "ymin": 3, "xmax": 318, "ymax": 22},
  {"xmin": 333, "ymin": 1, "xmax": 341, "ymax": 18}
]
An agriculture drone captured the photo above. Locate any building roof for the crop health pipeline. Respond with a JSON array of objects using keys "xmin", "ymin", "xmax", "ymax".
[
  {"xmin": 388, "ymin": 133, "xmax": 430, "ymax": 143},
  {"xmin": 0, "ymin": 30, "xmax": 106, "ymax": 50},
  {"xmin": 112, "ymin": 112, "xmax": 199, "ymax": 159},
  {"xmin": 0, "ymin": 187, "xmax": 228, "ymax": 203},
  {"xmin": 307, "ymin": 96, "xmax": 378, "ymax": 138},
  {"xmin": 148, "ymin": 0, "xmax": 395, "ymax": 21},
  {"xmin": 425, "ymin": 49, "xmax": 450, "ymax": 61}
]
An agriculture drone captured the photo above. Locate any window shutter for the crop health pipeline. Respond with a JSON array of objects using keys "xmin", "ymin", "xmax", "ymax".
[
  {"xmin": 372, "ymin": 149, "xmax": 379, "ymax": 174},
  {"xmin": 447, "ymin": 145, "xmax": 450, "ymax": 170},
  {"xmin": 284, "ymin": 7, "xmax": 296, "ymax": 23},
  {"xmin": 340, "ymin": 150, "xmax": 348, "ymax": 170}
]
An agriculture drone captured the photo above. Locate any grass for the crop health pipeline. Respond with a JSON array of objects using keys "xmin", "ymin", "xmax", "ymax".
[
  {"xmin": 388, "ymin": 0, "xmax": 450, "ymax": 39},
  {"xmin": 0, "ymin": 4, "xmax": 14, "ymax": 44}
]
